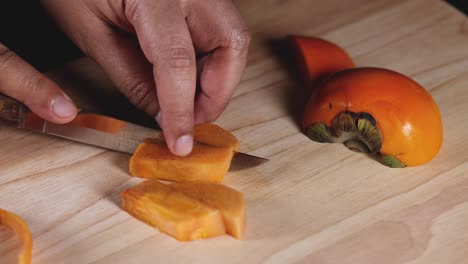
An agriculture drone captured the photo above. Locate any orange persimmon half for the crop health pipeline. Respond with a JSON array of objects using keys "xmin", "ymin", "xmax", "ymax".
[
  {"xmin": 121, "ymin": 180, "xmax": 245, "ymax": 241},
  {"xmin": 303, "ymin": 67, "xmax": 443, "ymax": 167},
  {"xmin": 0, "ymin": 209, "xmax": 33, "ymax": 264},
  {"xmin": 289, "ymin": 35, "xmax": 354, "ymax": 85}
]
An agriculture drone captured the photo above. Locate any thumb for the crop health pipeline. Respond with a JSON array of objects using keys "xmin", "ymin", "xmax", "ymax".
[{"xmin": 0, "ymin": 43, "xmax": 77, "ymax": 123}]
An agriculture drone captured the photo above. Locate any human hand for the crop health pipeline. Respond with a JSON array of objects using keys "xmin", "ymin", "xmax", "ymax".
[
  {"xmin": 41, "ymin": 0, "xmax": 251, "ymax": 156},
  {"xmin": 0, "ymin": 42, "xmax": 78, "ymax": 124}
]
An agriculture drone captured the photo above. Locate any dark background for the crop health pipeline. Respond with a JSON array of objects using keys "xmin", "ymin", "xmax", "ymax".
[{"xmin": 0, "ymin": 1, "xmax": 467, "ymax": 72}]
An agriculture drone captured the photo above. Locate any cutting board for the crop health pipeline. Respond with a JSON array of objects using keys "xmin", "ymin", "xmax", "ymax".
[{"xmin": 1, "ymin": 0, "xmax": 468, "ymax": 263}]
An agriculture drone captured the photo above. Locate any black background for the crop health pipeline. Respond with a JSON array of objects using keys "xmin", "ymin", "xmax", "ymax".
[{"xmin": 0, "ymin": 1, "xmax": 467, "ymax": 72}]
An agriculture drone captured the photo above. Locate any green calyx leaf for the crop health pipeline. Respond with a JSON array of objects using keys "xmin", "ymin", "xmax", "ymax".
[
  {"xmin": 305, "ymin": 123, "xmax": 333, "ymax": 143},
  {"xmin": 355, "ymin": 113, "xmax": 382, "ymax": 153},
  {"xmin": 379, "ymin": 154, "xmax": 406, "ymax": 168}
]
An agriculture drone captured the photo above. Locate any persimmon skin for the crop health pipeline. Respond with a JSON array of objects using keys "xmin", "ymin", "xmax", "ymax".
[
  {"xmin": 70, "ymin": 114, "xmax": 127, "ymax": 134},
  {"xmin": 0, "ymin": 209, "xmax": 33, "ymax": 264},
  {"xmin": 303, "ymin": 68, "xmax": 443, "ymax": 167},
  {"xmin": 290, "ymin": 35, "xmax": 355, "ymax": 85}
]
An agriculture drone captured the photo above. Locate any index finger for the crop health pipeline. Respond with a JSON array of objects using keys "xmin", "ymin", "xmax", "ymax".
[{"xmin": 126, "ymin": 0, "xmax": 197, "ymax": 156}]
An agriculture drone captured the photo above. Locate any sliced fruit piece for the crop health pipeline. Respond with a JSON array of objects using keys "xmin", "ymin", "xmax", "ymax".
[
  {"xmin": 0, "ymin": 208, "xmax": 33, "ymax": 264},
  {"xmin": 171, "ymin": 182, "xmax": 245, "ymax": 239},
  {"xmin": 70, "ymin": 113, "xmax": 127, "ymax": 134},
  {"xmin": 130, "ymin": 123, "xmax": 239, "ymax": 182},
  {"xmin": 121, "ymin": 180, "xmax": 226, "ymax": 241},
  {"xmin": 130, "ymin": 141, "xmax": 234, "ymax": 182},
  {"xmin": 194, "ymin": 123, "xmax": 240, "ymax": 152},
  {"xmin": 290, "ymin": 35, "xmax": 354, "ymax": 85}
]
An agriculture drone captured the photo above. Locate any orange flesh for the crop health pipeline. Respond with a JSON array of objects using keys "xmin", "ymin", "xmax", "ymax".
[
  {"xmin": 303, "ymin": 68, "xmax": 443, "ymax": 166},
  {"xmin": 131, "ymin": 123, "xmax": 238, "ymax": 182},
  {"xmin": 121, "ymin": 180, "xmax": 226, "ymax": 241},
  {"xmin": 290, "ymin": 35, "xmax": 354, "ymax": 85},
  {"xmin": 194, "ymin": 123, "xmax": 240, "ymax": 152},
  {"xmin": 130, "ymin": 142, "xmax": 234, "ymax": 182},
  {"xmin": 170, "ymin": 182, "xmax": 245, "ymax": 239},
  {"xmin": 0, "ymin": 209, "xmax": 33, "ymax": 264},
  {"xmin": 70, "ymin": 114, "xmax": 127, "ymax": 134}
]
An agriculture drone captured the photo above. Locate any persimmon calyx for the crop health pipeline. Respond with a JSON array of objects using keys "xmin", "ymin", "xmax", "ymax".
[{"xmin": 305, "ymin": 111, "xmax": 406, "ymax": 168}]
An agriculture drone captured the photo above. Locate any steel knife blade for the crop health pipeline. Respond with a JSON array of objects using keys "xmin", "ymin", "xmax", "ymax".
[{"xmin": 0, "ymin": 94, "xmax": 268, "ymax": 171}]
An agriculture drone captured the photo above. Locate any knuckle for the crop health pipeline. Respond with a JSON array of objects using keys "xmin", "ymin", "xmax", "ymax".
[
  {"xmin": 0, "ymin": 45, "xmax": 18, "ymax": 68},
  {"xmin": 123, "ymin": 0, "xmax": 140, "ymax": 22},
  {"xmin": 165, "ymin": 45, "xmax": 195, "ymax": 71},
  {"xmin": 123, "ymin": 78, "xmax": 154, "ymax": 109},
  {"xmin": 163, "ymin": 109, "xmax": 192, "ymax": 122},
  {"xmin": 229, "ymin": 28, "xmax": 252, "ymax": 52}
]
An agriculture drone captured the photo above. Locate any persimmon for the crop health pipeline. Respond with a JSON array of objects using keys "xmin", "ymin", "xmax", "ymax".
[
  {"xmin": 121, "ymin": 180, "xmax": 226, "ymax": 241},
  {"xmin": 170, "ymin": 181, "xmax": 245, "ymax": 239},
  {"xmin": 121, "ymin": 180, "xmax": 246, "ymax": 241},
  {"xmin": 130, "ymin": 141, "xmax": 234, "ymax": 182},
  {"xmin": 0, "ymin": 209, "xmax": 33, "ymax": 264},
  {"xmin": 194, "ymin": 123, "xmax": 240, "ymax": 152},
  {"xmin": 290, "ymin": 35, "xmax": 354, "ymax": 85},
  {"xmin": 129, "ymin": 123, "xmax": 238, "ymax": 182},
  {"xmin": 303, "ymin": 67, "xmax": 443, "ymax": 167},
  {"xmin": 70, "ymin": 113, "xmax": 127, "ymax": 134}
]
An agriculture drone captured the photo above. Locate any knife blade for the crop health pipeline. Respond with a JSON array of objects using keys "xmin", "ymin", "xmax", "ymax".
[{"xmin": 0, "ymin": 94, "xmax": 268, "ymax": 171}]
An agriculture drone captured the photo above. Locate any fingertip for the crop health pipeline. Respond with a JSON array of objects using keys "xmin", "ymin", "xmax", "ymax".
[
  {"xmin": 49, "ymin": 96, "xmax": 78, "ymax": 123},
  {"xmin": 172, "ymin": 134, "xmax": 193, "ymax": 157}
]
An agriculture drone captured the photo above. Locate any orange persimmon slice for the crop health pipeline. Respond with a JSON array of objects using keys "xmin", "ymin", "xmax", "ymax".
[
  {"xmin": 130, "ymin": 141, "xmax": 234, "ymax": 182},
  {"xmin": 290, "ymin": 35, "xmax": 354, "ymax": 85},
  {"xmin": 121, "ymin": 180, "xmax": 245, "ymax": 241},
  {"xmin": 121, "ymin": 180, "xmax": 226, "ymax": 241},
  {"xmin": 0, "ymin": 209, "xmax": 32, "ymax": 264},
  {"xmin": 170, "ymin": 182, "xmax": 245, "ymax": 239},
  {"xmin": 194, "ymin": 123, "xmax": 240, "ymax": 152},
  {"xmin": 130, "ymin": 123, "xmax": 238, "ymax": 182},
  {"xmin": 70, "ymin": 113, "xmax": 127, "ymax": 134}
]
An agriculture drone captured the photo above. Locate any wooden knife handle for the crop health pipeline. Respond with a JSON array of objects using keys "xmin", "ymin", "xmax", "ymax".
[{"xmin": 0, "ymin": 93, "xmax": 23, "ymax": 124}]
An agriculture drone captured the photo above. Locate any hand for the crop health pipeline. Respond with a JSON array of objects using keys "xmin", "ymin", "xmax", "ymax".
[
  {"xmin": 0, "ymin": 43, "xmax": 78, "ymax": 124},
  {"xmin": 41, "ymin": 0, "xmax": 251, "ymax": 156}
]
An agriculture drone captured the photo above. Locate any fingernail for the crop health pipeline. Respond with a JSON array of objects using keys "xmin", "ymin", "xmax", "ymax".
[
  {"xmin": 155, "ymin": 112, "xmax": 162, "ymax": 126},
  {"xmin": 51, "ymin": 96, "xmax": 76, "ymax": 118},
  {"xmin": 174, "ymin": 134, "xmax": 193, "ymax": 156}
]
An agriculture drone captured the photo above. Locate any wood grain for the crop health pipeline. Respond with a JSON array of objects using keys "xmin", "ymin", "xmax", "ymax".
[{"xmin": 1, "ymin": 0, "xmax": 468, "ymax": 263}]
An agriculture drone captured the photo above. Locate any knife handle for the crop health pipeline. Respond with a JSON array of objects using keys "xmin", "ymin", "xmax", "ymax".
[{"xmin": 0, "ymin": 93, "xmax": 23, "ymax": 124}]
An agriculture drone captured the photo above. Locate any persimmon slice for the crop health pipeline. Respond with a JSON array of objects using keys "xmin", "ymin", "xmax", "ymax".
[
  {"xmin": 290, "ymin": 35, "xmax": 354, "ymax": 85},
  {"xmin": 170, "ymin": 182, "xmax": 245, "ymax": 240},
  {"xmin": 194, "ymin": 123, "xmax": 240, "ymax": 152},
  {"xmin": 129, "ymin": 141, "xmax": 234, "ymax": 182},
  {"xmin": 130, "ymin": 123, "xmax": 238, "ymax": 182},
  {"xmin": 121, "ymin": 180, "xmax": 226, "ymax": 241},
  {"xmin": 70, "ymin": 113, "xmax": 127, "ymax": 134},
  {"xmin": 121, "ymin": 180, "xmax": 246, "ymax": 241},
  {"xmin": 0, "ymin": 209, "xmax": 32, "ymax": 264}
]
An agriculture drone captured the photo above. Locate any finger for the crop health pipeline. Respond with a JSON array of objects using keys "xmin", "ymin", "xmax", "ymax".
[
  {"xmin": 126, "ymin": 0, "xmax": 197, "ymax": 156},
  {"xmin": 75, "ymin": 15, "xmax": 159, "ymax": 117},
  {"xmin": 0, "ymin": 43, "xmax": 77, "ymax": 123},
  {"xmin": 185, "ymin": 0, "xmax": 251, "ymax": 124}
]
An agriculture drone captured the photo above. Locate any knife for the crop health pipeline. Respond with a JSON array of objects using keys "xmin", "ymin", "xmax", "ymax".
[{"xmin": 0, "ymin": 94, "xmax": 268, "ymax": 171}]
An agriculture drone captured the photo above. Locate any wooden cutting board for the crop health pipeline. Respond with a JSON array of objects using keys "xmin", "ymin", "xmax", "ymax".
[{"xmin": 1, "ymin": 0, "xmax": 468, "ymax": 263}]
